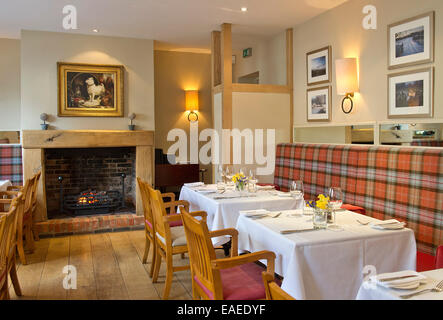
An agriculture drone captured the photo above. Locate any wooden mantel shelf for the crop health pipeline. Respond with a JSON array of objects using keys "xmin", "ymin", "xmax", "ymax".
[
  {"xmin": 21, "ymin": 130, "xmax": 155, "ymax": 222},
  {"xmin": 22, "ymin": 130, "xmax": 154, "ymax": 149}
]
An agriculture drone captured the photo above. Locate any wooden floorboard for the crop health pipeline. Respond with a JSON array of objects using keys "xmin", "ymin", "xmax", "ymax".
[{"xmin": 9, "ymin": 230, "xmax": 211, "ymax": 300}]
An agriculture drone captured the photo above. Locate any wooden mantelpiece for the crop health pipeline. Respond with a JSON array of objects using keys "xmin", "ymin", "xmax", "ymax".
[{"xmin": 22, "ymin": 130, "xmax": 155, "ymax": 222}]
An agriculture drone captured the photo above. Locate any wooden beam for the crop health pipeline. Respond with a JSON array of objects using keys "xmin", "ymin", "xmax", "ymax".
[
  {"xmin": 286, "ymin": 28, "xmax": 294, "ymax": 142},
  {"xmin": 211, "ymin": 31, "xmax": 222, "ymax": 88},
  {"xmin": 232, "ymin": 83, "xmax": 291, "ymax": 94},
  {"xmin": 221, "ymin": 23, "xmax": 233, "ymax": 164}
]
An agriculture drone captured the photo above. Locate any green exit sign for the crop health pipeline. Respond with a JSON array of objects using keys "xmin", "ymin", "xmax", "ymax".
[{"xmin": 243, "ymin": 48, "xmax": 252, "ymax": 58}]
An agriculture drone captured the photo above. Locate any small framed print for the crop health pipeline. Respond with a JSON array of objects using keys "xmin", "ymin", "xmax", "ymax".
[
  {"xmin": 307, "ymin": 86, "xmax": 331, "ymax": 122},
  {"xmin": 388, "ymin": 68, "xmax": 434, "ymax": 119},
  {"xmin": 388, "ymin": 11, "xmax": 434, "ymax": 69},
  {"xmin": 307, "ymin": 46, "xmax": 331, "ymax": 85}
]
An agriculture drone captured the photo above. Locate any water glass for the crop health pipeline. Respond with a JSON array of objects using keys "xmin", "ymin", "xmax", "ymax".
[
  {"xmin": 290, "ymin": 181, "xmax": 304, "ymax": 201},
  {"xmin": 313, "ymin": 208, "xmax": 328, "ymax": 229},
  {"xmin": 328, "ymin": 187, "xmax": 343, "ymax": 227}
]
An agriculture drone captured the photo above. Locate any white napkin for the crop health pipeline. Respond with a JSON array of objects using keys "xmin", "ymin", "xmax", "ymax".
[
  {"xmin": 371, "ymin": 270, "xmax": 427, "ymax": 290},
  {"xmin": 370, "ymin": 219, "xmax": 406, "ymax": 230},
  {"xmin": 240, "ymin": 209, "xmax": 269, "ymax": 217},
  {"xmin": 276, "ymin": 192, "xmax": 292, "ymax": 198},
  {"xmin": 257, "ymin": 185, "xmax": 275, "ymax": 191},
  {"xmin": 184, "ymin": 182, "xmax": 204, "ymax": 188}
]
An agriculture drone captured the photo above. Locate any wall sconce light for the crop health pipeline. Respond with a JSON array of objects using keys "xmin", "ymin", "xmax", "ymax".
[
  {"xmin": 336, "ymin": 58, "xmax": 359, "ymax": 114},
  {"xmin": 185, "ymin": 90, "xmax": 199, "ymax": 122}
]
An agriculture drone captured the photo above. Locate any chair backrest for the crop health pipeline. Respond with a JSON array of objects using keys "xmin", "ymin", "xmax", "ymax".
[
  {"xmin": 22, "ymin": 176, "xmax": 35, "ymax": 214},
  {"xmin": 148, "ymin": 186, "xmax": 170, "ymax": 244},
  {"xmin": 262, "ymin": 272, "xmax": 295, "ymax": 300},
  {"xmin": 30, "ymin": 171, "xmax": 41, "ymax": 212},
  {"xmin": 137, "ymin": 177, "xmax": 154, "ymax": 231},
  {"xmin": 436, "ymin": 246, "xmax": 443, "ymax": 269},
  {"xmin": 0, "ymin": 197, "xmax": 19, "ymax": 291},
  {"xmin": 181, "ymin": 207, "xmax": 222, "ymax": 300}
]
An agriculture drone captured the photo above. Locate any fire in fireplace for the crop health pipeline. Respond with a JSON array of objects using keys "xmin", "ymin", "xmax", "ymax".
[{"xmin": 64, "ymin": 190, "xmax": 122, "ymax": 216}]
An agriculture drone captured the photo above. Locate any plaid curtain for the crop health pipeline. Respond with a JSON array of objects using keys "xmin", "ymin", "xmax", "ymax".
[{"xmin": 0, "ymin": 145, "xmax": 23, "ymax": 185}]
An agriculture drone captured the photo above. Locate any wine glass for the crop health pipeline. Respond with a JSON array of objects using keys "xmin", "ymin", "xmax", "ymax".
[
  {"xmin": 218, "ymin": 165, "xmax": 225, "ymax": 183},
  {"xmin": 248, "ymin": 169, "xmax": 258, "ymax": 193},
  {"xmin": 328, "ymin": 187, "xmax": 343, "ymax": 229},
  {"xmin": 290, "ymin": 180, "xmax": 304, "ymax": 201},
  {"xmin": 225, "ymin": 165, "xmax": 234, "ymax": 187}
]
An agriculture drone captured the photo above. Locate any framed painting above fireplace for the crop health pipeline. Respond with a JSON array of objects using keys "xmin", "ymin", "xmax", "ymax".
[{"xmin": 57, "ymin": 62, "xmax": 124, "ymax": 117}]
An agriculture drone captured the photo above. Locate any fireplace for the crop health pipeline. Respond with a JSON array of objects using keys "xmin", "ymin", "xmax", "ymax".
[{"xmin": 44, "ymin": 147, "xmax": 136, "ymax": 218}]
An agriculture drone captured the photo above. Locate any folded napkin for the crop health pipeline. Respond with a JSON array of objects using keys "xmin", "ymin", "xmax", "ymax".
[
  {"xmin": 239, "ymin": 209, "xmax": 269, "ymax": 217},
  {"xmin": 194, "ymin": 185, "xmax": 217, "ymax": 194},
  {"xmin": 371, "ymin": 270, "xmax": 427, "ymax": 290},
  {"xmin": 370, "ymin": 219, "xmax": 406, "ymax": 230},
  {"xmin": 184, "ymin": 182, "xmax": 204, "ymax": 188},
  {"xmin": 276, "ymin": 192, "xmax": 293, "ymax": 198},
  {"xmin": 257, "ymin": 185, "xmax": 276, "ymax": 191}
]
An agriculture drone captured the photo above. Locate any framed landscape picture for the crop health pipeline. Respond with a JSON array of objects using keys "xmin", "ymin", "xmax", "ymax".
[
  {"xmin": 58, "ymin": 62, "xmax": 124, "ymax": 117},
  {"xmin": 388, "ymin": 68, "xmax": 433, "ymax": 118},
  {"xmin": 306, "ymin": 46, "xmax": 331, "ymax": 85},
  {"xmin": 388, "ymin": 12, "xmax": 434, "ymax": 69},
  {"xmin": 307, "ymin": 86, "xmax": 331, "ymax": 122}
]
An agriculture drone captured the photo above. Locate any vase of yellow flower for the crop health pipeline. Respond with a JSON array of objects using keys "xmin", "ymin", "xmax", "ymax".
[
  {"xmin": 232, "ymin": 173, "xmax": 248, "ymax": 194},
  {"xmin": 311, "ymin": 194, "xmax": 330, "ymax": 229}
]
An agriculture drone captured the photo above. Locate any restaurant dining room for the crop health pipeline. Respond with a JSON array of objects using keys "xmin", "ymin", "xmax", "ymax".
[{"xmin": 0, "ymin": 0, "xmax": 442, "ymax": 315}]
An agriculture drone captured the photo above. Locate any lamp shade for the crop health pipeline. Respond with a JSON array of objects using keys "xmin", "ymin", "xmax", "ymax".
[
  {"xmin": 335, "ymin": 58, "xmax": 359, "ymax": 95},
  {"xmin": 185, "ymin": 90, "xmax": 199, "ymax": 111}
]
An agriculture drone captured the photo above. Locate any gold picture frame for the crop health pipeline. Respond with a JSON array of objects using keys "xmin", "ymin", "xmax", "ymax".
[
  {"xmin": 387, "ymin": 67, "xmax": 434, "ymax": 119},
  {"xmin": 306, "ymin": 46, "xmax": 332, "ymax": 86},
  {"xmin": 58, "ymin": 62, "xmax": 124, "ymax": 117},
  {"xmin": 388, "ymin": 11, "xmax": 435, "ymax": 70},
  {"xmin": 307, "ymin": 86, "xmax": 331, "ymax": 122}
]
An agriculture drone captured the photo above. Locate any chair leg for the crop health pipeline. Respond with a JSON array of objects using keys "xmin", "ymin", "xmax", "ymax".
[
  {"xmin": 33, "ymin": 226, "xmax": 40, "ymax": 241},
  {"xmin": 149, "ymin": 241, "xmax": 157, "ymax": 278},
  {"xmin": 192, "ymin": 282, "xmax": 201, "ymax": 300},
  {"xmin": 142, "ymin": 237, "xmax": 150, "ymax": 264},
  {"xmin": 17, "ymin": 229, "xmax": 27, "ymax": 265},
  {"xmin": 25, "ymin": 224, "xmax": 35, "ymax": 252},
  {"xmin": 152, "ymin": 248, "xmax": 161, "ymax": 283},
  {"xmin": 9, "ymin": 258, "xmax": 22, "ymax": 297},
  {"xmin": 162, "ymin": 255, "xmax": 173, "ymax": 300}
]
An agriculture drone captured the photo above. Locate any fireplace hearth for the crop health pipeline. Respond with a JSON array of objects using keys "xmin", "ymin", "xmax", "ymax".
[{"xmin": 45, "ymin": 147, "xmax": 136, "ymax": 218}]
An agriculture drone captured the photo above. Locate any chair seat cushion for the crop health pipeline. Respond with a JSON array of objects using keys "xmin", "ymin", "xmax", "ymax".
[
  {"xmin": 220, "ymin": 263, "xmax": 268, "ymax": 300},
  {"xmin": 417, "ymin": 251, "xmax": 435, "ymax": 272},
  {"xmin": 156, "ymin": 226, "xmax": 187, "ymax": 247},
  {"xmin": 168, "ymin": 214, "xmax": 183, "ymax": 227}
]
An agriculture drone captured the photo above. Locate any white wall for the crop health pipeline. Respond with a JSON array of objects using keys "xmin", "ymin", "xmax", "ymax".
[
  {"xmin": 293, "ymin": 0, "xmax": 443, "ymax": 127},
  {"xmin": 20, "ymin": 30, "xmax": 155, "ymax": 130},
  {"xmin": 232, "ymin": 31, "xmax": 287, "ymax": 85},
  {"xmin": 0, "ymin": 38, "xmax": 21, "ymax": 130}
]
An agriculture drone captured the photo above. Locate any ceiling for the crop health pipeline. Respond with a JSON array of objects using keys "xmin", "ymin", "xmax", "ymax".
[{"xmin": 0, "ymin": 0, "xmax": 349, "ymax": 52}]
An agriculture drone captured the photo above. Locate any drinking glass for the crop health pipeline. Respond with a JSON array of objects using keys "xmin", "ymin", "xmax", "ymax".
[
  {"xmin": 328, "ymin": 187, "xmax": 343, "ymax": 229},
  {"xmin": 217, "ymin": 180, "xmax": 226, "ymax": 194},
  {"xmin": 248, "ymin": 169, "xmax": 258, "ymax": 193},
  {"xmin": 290, "ymin": 181, "xmax": 304, "ymax": 202},
  {"xmin": 225, "ymin": 165, "xmax": 234, "ymax": 187},
  {"xmin": 218, "ymin": 165, "xmax": 225, "ymax": 184}
]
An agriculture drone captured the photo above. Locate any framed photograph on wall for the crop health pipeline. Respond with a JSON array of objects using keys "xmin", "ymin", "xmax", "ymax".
[
  {"xmin": 388, "ymin": 11, "xmax": 434, "ymax": 69},
  {"xmin": 306, "ymin": 46, "xmax": 331, "ymax": 85},
  {"xmin": 58, "ymin": 62, "xmax": 124, "ymax": 117},
  {"xmin": 388, "ymin": 68, "xmax": 434, "ymax": 118},
  {"xmin": 307, "ymin": 86, "xmax": 331, "ymax": 122}
]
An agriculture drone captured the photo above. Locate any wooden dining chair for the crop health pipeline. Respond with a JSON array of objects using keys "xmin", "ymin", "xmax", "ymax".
[
  {"xmin": 262, "ymin": 272, "xmax": 295, "ymax": 300},
  {"xmin": 137, "ymin": 177, "xmax": 184, "ymax": 277},
  {"xmin": 148, "ymin": 186, "xmax": 191, "ymax": 299},
  {"xmin": 30, "ymin": 171, "xmax": 41, "ymax": 241},
  {"xmin": 180, "ymin": 207, "xmax": 276, "ymax": 300},
  {"xmin": 0, "ymin": 195, "xmax": 22, "ymax": 300}
]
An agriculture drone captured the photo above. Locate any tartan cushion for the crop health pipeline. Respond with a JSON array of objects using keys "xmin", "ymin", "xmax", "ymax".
[
  {"xmin": 274, "ymin": 143, "xmax": 358, "ymax": 206},
  {"xmin": 411, "ymin": 140, "xmax": 443, "ymax": 147},
  {"xmin": 274, "ymin": 143, "xmax": 443, "ymax": 255},
  {"xmin": 436, "ymin": 246, "xmax": 443, "ymax": 269},
  {"xmin": 0, "ymin": 145, "xmax": 23, "ymax": 185}
]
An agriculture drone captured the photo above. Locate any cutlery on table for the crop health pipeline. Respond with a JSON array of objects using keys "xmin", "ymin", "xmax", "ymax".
[
  {"xmin": 280, "ymin": 228, "xmax": 317, "ymax": 234},
  {"xmin": 272, "ymin": 212, "xmax": 282, "ymax": 219},
  {"xmin": 399, "ymin": 280, "xmax": 443, "ymax": 299}
]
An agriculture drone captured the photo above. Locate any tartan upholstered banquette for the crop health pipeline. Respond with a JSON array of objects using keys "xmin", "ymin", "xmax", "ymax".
[
  {"xmin": 0, "ymin": 145, "xmax": 23, "ymax": 185},
  {"xmin": 274, "ymin": 143, "xmax": 442, "ymax": 255}
]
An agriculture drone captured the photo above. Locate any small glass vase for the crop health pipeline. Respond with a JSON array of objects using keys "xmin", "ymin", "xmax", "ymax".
[
  {"xmin": 313, "ymin": 208, "xmax": 328, "ymax": 229},
  {"xmin": 235, "ymin": 181, "xmax": 246, "ymax": 194}
]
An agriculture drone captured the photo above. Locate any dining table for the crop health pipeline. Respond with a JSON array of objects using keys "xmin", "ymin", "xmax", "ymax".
[
  {"xmin": 356, "ymin": 268, "xmax": 443, "ymax": 300},
  {"xmin": 236, "ymin": 209, "xmax": 417, "ymax": 300},
  {"xmin": 179, "ymin": 184, "xmax": 304, "ymax": 245}
]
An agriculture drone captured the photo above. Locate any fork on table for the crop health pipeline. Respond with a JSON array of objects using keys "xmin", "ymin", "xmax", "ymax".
[{"xmin": 399, "ymin": 280, "xmax": 443, "ymax": 299}]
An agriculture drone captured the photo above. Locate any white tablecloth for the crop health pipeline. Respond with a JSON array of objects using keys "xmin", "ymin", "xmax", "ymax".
[
  {"xmin": 0, "ymin": 180, "xmax": 12, "ymax": 191},
  {"xmin": 236, "ymin": 209, "xmax": 417, "ymax": 300},
  {"xmin": 179, "ymin": 185, "xmax": 304, "ymax": 244},
  {"xmin": 356, "ymin": 269, "xmax": 443, "ymax": 300}
]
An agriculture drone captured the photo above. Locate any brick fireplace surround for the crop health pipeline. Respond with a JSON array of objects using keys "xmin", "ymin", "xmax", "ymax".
[{"xmin": 22, "ymin": 130, "xmax": 154, "ymax": 237}]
